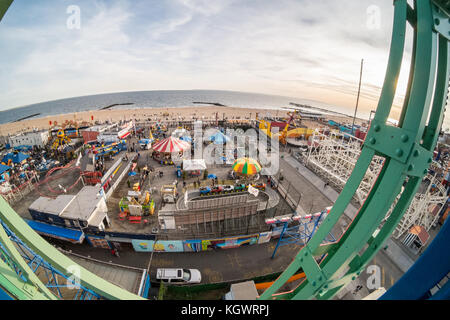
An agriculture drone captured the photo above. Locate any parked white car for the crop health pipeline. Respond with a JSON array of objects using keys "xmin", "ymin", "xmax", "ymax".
[
  {"xmin": 156, "ymin": 268, "xmax": 202, "ymax": 284},
  {"xmin": 222, "ymin": 185, "xmax": 234, "ymax": 192}
]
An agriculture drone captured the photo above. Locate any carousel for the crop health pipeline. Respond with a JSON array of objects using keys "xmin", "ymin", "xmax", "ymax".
[
  {"xmin": 231, "ymin": 157, "xmax": 262, "ymax": 181},
  {"xmin": 151, "ymin": 136, "xmax": 191, "ymax": 165}
]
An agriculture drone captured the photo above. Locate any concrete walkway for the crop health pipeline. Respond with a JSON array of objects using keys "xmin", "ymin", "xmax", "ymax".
[
  {"xmin": 55, "ymin": 237, "xmax": 304, "ymax": 287},
  {"xmin": 383, "ymin": 238, "xmax": 414, "ymax": 273},
  {"xmin": 282, "ymin": 154, "xmax": 359, "ymax": 220}
]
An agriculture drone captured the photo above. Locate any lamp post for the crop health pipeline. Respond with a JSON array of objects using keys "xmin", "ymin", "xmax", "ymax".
[{"xmin": 352, "ymin": 59, "xmax": 364, "ymax": 134}]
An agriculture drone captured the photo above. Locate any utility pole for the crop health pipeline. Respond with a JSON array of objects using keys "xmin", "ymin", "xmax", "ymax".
[{"xmin": 352, "ymin": 59, "xmax": 364, "ymax": 134}]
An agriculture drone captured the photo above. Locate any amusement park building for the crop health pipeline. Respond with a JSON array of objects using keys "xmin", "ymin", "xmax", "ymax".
[
  {"xmin": 8, "ymin": 130, "xmax": 49, "ymax": 148},
  {"xmin": 28, "ymin": 185, "xmax": 111, "ymax": 233}
]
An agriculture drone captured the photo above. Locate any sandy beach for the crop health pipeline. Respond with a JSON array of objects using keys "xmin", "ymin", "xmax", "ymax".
[{"xmin": 0, "ymin": 105, "xmax": 367, "ymax": 136}]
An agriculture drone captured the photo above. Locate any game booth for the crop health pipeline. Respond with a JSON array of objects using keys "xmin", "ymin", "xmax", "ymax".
[{"xmin": 182, "ymin": 159, "xmax": 207, "ymax": 177}]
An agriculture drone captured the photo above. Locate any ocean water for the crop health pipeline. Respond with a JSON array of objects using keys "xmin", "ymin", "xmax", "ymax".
[
  {"xmin": 0, "ymin": 89, "xmax": 448, "ymax": 131},
  {"xmin": 0, "ymin": 90, "xmax": 358, "ymax": 125}
]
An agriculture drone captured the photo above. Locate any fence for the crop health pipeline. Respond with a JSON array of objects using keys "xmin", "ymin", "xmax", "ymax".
[
  {"xmin": 271, "ymin": 171, "xmax": 304, "ymax": 214},
  {"xmin": 104, "ymin": 159, "xmax": 133, "ymax": 200}
]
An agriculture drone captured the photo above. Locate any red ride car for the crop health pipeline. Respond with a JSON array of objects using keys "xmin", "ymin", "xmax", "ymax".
[
  {"xmin": 210, "ymin": 186, "xmax": 223, "ymax": 194},
  {"xmin": 251, "ymin": 183, "xmax": 266, "ymax": 191}
]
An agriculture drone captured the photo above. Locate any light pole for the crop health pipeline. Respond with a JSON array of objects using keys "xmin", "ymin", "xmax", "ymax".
[{"xmin": 352, "ymin": 59, "xmax": 364, "ymax": 134}]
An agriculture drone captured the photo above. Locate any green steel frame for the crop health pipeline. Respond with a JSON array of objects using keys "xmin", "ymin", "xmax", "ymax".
[
  {"xmin": 0, "ymin": 0, "xmax": 12, "ymax": 22},
  {"xmin": 0, "ymin": 0, "xmax": 449, "ymax": 300},
  {"xmin": 0, "ymin": 195, "xmax": 144, "ymax": 300},
  {"xmin": 260, "ymin": 0, "xmax": 450, "ymax": 300}
]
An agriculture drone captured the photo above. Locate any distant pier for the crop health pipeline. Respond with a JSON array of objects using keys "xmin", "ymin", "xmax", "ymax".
[
  {"xmin": 193, "ymin": 102, "xmax": 227, "ymax": 107},
  {"xmin": 13, "ymin": 113, "xmax": 41, "ymax": 122},
  {"xmin": 100, "ymin": 103, "xmax": 134, "ymax": 110}
]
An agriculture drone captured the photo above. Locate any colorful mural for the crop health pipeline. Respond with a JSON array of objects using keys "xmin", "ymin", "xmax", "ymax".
[
  {"xmin": 131, "ymin": 240, "xmax": 184, "ymax": 252},
  {"xmin": 258, "ymin": 232, "xmax": 272, "ymax": 244},
  {"xmin": 183, "ymin": 240, "xmax": 202, "ymax": 252},
  {"xmin": 200, "ymin": 234, "xmax": 259, "ymax": 251},
  {"xmin": 103, "ymin": 232, "xmax": 273, "ymax": 252}
]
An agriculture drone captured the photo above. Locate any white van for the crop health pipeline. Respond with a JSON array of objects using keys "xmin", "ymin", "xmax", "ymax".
[{"xmin": 156, "ymin": 268, "xmax": 201, "ymax": 284}]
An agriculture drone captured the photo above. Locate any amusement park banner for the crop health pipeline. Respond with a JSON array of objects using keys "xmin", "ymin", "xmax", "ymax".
[
  {"xmin": 131, "ymin": 239, "xmax": 184, "ymax": 252},
  {"xmin": 257, "ymin": 232, "xmax": 272, "ymax": 244},
  {"xmin": 131, "ymin": 232, "xmax": 271, "ymax": 252},
  {"xmin": 183, "ymin": 240, "xmax": 202, "ymax": 252},
  {"xmin": 200, "ymin": 234, "xmax": 260, "ymax": 251}
]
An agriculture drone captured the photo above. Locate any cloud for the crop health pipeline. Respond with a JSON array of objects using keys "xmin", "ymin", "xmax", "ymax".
[
  {"xmin": 0, "ymin": 0, "xmax": 447, "ymax": 130},
  {"xmin": 177, "ymin": 0, "xmax": 236, "ymax": 16}
]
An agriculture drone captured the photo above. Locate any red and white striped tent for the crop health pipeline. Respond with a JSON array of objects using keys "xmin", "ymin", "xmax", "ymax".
[{"xmin": 152, "ymin": 136, "xmax": 191, "ymax": 153}]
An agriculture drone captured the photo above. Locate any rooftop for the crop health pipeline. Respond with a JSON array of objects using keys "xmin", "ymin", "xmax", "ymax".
[
  {"xmin": 230, "ymin": 281, "xmax": 258, "ymax": 300},
  {"xmin": 29, "ymin": 185, "xmax": 105, "ymax": 223},
  {"xmin": 59, "ymin": 185, "xmax": 104, "ymax": 221},
  {"xmin": 29, "ymin": 195, "xmax": 76, "ymax": 216}
]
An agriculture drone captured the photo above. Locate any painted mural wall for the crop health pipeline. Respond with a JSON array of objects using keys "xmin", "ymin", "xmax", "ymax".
[
  {"xmin": 132, "ymin": 240, "xmax": 184, "ymax": 252},
  {"xmin": 131, "ymin": 233, "xmax": 269, "ymax": 252}
]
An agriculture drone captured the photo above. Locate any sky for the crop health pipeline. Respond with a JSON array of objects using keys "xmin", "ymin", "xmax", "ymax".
[{"xmin": 0, "ymin": 0, "xmax": 448, "ymax": 129}]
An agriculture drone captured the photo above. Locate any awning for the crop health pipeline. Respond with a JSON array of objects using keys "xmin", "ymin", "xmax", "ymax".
[
  {"xmin": 409, "ymin": 225, "xmax": 429, "ymax": 245},
  {"xmin": 2, "ymin": 152, "xmax": 30, "ymax": 164},
  {"xmin": 152, "ymin": 136, "xmax": 190, "ymax": 153},
  {"xmin": 26, "ymin": 219, "xmax": 85, "ymax": 244},
  {"xmin": 208, "ymin": 131, "xmax": 230, "ymax": 144},
  {"xmin": 119, "ymin": 131, "xmax": 131, "ymax": 139},
  {"xmin": 0, "ymin": 164, "xmax": 10, "ymax": 175}
]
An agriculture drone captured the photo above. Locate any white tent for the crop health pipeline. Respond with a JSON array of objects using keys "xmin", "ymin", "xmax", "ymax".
[
  {"xmin": 172, "ymin": 127, "xmax": 188, "ymax": 137},
  {"xmin": 182, "ymin": 159, "xmax": 207, "ymax": 171}
]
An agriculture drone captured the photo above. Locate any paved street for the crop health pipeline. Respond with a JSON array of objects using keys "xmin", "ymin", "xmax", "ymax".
[{"xmin": 50, "ymin": 236, "xmax": 304, "ymax": 286}]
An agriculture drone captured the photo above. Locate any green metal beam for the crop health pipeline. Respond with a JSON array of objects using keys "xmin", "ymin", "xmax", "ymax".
[
  {"xmin": 260, "ymin": 0, "xmax": 450, "ymax": 300},
  {"xmin": 0, "ymin": 216, "xmax": 58, "ymax": 300},
  {"xmin": 0, "ymin": 259, "xmax": 50, "ymax": 300},
  {"xmin": 0, "ymin": 196, "xmax": 144, "ymax": 300},
  {"xmin": 0, "ymin": 0, "xmax": 13, "ymax": 22}
]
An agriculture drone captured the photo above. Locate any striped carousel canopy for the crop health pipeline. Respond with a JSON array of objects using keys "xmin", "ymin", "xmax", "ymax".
[
  {"xmin": 152, "ymin": 136, "xmax": 191, "ymax": 153},
  {"xmin": 232, "ymin": 157, "xmax": 262, "ymax": 175}
]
